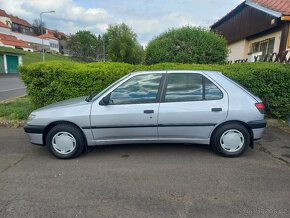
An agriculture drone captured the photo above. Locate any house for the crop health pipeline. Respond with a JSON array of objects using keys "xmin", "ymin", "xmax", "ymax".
[
  {"xmin": 0, "ymin": 33, "xmax": 33, "ymax": 51},
  {"xmin": 0, "ymin": 9, "xmax": 34, "ymax": 36},
  {"xmin": 211, "ymin": 0, "xmax": 290, "ymax": 62},
  {"xmin": 0, "ymin": 51, "xmax": 24, "ymax": 74},
  {"xmin": 37, "ymin": 33, "xmax": 59, "ymax": 53},
  {"xmin": 0, "ymin": 8, "xmax": 68, "ymax": 54}
]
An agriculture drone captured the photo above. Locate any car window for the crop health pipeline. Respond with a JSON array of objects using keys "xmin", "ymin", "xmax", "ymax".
[
  {"xmin": 165, "ymin": 73, "xmax": 203, "ymax": 102},
  {"xmin": 204, "ymin": 77, "xmax": 223, "ymax": 100},
  {"xmin": 109, "ymin": 74, "xmax": 162, "ymax": 104}
]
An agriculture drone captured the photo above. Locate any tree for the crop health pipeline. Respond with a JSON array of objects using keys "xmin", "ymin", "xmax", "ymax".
[
  {"xmin": 103, "ymin": 23, "xmax": 143, "ymax": 64},
  {"xmin": 66, "ymin": 30, "xmax": 103, "ymax": 62},
  {"xmin": 32, "ymin": 19, "xmax": 46, "ymax": 36},
  {"xmin": 145, "ymin": 26, "xmax": 228, "ymax": 65}
]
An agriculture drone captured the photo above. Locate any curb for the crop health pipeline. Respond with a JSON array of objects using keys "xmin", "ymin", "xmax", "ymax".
[{"xmin": 0, "ymin": 120, "xmax": 26, "ymax": 128}]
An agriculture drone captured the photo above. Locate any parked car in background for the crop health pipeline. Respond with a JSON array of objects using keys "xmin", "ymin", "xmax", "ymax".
[{"xmin": 24, "ymin": 70, "xmax": 266, "ymax": 159}]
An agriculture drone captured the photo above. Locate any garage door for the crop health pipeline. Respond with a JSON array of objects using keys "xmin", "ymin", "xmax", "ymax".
[
  {"xmin": 6, "ymin": 55, "xmax": 19, "ymax": 73},
  {"xmin": 0, "ymin": 55, "xmax": 4, "ymax": 74}
]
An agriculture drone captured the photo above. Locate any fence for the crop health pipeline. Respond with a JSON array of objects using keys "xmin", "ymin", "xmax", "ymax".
[{"xmin": 227, "ymin": 51, "xmax": 290, "ymax": 64}]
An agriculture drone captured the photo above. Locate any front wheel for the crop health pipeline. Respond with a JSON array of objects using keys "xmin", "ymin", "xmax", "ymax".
[
  {"xmin": 46, "ymin": 124, "xmax": 85, "ymax": 159},
  {"xmin": 211, "ymin": 123, "xmax": 250, "ymax": 157}
]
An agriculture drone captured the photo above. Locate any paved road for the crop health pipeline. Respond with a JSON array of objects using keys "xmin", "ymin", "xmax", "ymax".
[
  {"xmin": 0, "ymin": 74, "xmax": 26, "ymax": 101},
  {"xmin": 0, "ymin": 127, "xmax": 289, "ymax": 217}
]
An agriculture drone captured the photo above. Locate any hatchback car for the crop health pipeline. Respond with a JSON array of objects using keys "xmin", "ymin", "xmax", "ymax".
[{"xmin": 24, "ymin": 70, "xmax": 266, "ymax": 159}]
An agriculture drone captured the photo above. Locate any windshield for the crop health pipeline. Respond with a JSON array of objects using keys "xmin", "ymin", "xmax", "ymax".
[{"xmin": 86, "ymin": 74, "xmax": 131, "ymax": 101}]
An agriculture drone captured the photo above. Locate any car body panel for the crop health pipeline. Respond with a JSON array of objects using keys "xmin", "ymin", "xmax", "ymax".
[{"xmin": 24, "ymin": 70, "xmax": 266, "ymax": 148}]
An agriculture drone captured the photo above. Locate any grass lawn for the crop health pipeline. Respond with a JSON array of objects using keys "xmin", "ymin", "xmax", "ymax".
[
  {"xmin": 0, "ymin": 46, "xmax": 72, "ymax": 65},
  {"xmin": 0, "ymin": 95, "xmax": 35, "ymax": 120}
]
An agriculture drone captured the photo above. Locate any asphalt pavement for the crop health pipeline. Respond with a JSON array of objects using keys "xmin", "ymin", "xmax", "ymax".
[
  {"xmin": 0, "ymin": 127, "xmax": 289, "ymax": 217},
  {"xmin": 0, "ymin": 74, "xmax": 26, "ymax": 101}
]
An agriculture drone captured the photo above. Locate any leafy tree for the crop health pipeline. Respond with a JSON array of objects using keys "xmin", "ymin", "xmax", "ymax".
[
  {"xmin": 66, "ymin": 30, "xmax": 104, "ymax": 62},
  {"xmin": 32, "ymin": 19, "xmax": 46, "ymax": 36},
  {"xmin": 103, "ymin": 23, "xmax": 143, "ymax": 64},
  {"xmin": 145, "ymin": 26, "xmax": 228, "ymax": 65}
]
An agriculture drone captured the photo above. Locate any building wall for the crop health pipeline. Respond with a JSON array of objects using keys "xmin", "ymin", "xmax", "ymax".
[
  {"xmin": 248, "ymin": 30, "xmax": 282, "ymax": 54},
  {"xmin": 0, "ymin": 16, "xmax": 12, "ymax": 27},
  {"xmin": 227, "ymin": 39, "xmax": 248, "ymax": 62},
  {"xmin": 227, "ymin": 30, "xmax": 282, "ymax": 62}
]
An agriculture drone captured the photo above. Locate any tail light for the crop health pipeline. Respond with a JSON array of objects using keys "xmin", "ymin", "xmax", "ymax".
[{"xmin": 255, "ymin": 103, "xmax": 265, "ymax": 114}]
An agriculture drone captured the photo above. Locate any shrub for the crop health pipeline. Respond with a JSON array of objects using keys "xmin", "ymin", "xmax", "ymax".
[
  {"xmin": 145, "ymin": 26, "xmax": 228, "ymax": 65},
  {"xmin": 19, "ymin": 61, "xmax": 290, "ymax": 119}
]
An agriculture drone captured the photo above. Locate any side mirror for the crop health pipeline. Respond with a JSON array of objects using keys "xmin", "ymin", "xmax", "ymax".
[{"xmin": 99, "ymin": 93, "xmax": 111, "ymax": 105}]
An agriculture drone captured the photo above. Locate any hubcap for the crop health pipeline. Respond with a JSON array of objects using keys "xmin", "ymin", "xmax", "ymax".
[
  {"xmin": 220, "ymin": 129, "xmax": 244, "ymax": 153},
  {"xmin": 52, "ymin": 132, "xmax": 76, "ymax": 155}
]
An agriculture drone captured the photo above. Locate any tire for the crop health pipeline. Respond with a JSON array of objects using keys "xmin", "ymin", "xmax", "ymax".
[
  {"xmin": 46, "ymin": 124, "xmax": 85, "ymax": 159},
  {"xmin": 211, "ymin": 123, "xmax": 250, "ymax": 157}
]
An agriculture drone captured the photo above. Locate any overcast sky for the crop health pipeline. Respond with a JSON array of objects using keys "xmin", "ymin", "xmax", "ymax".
[{"xmin": 0, "ymin": 0, "xmax": 243, "ymax": 46}]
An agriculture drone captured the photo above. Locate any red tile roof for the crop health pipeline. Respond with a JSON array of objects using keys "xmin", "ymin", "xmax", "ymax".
[
  {"xmin": 0, "ymin": 33, "xmax": 32, "ymax": 48},
  {"xmin": 37, "ymin": 33, "xmax": 58, "ymax": 40},
  {"xmin": 0, "ymin": 9, "xmax": 8, "ymax": 17},
  {"xmin": 0, "ymin": 21, "xmax": 10, "ymax": 29},
  {"xmin": 47, "ymin": 29, "xmax": 67, "ymax": 38},
  {"xmin": 8, "ymin": 14, "xmax": 32, "ymax": 27},
  {"xmin": 251, "ymin": 0, "xmax": 290, "ymax": 15}
]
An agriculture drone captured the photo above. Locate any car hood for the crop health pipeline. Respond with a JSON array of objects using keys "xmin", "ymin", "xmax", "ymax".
[{"xmin": 34, "ymin": 96, "xmax": 89, "ymax": 112}]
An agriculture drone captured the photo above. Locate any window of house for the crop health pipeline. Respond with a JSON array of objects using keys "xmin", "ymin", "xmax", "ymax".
[
  {"xmin": 250, "ymin": 38, "xmax": 275, "ymax": 56},
  {"xmin": 109, "ymin": 74, "xmax": 162, "ymax": 104}
]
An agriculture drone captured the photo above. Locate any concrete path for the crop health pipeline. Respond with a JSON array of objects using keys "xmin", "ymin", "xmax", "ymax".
[
  {"xmin": 0, "ymin": 127, "xmax": 289, "ymax": 217},
  {"xmin": 0, "ymin": 74, "xmax": 26, "ymax": 101}
]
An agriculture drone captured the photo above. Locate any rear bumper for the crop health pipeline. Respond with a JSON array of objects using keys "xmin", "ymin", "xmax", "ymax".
[
  {"xmin": 247, "ymin": 119, "xmax": 267, "ymax": 140},
  {"xmin": 24, "ymin": 124, "xmax": 45, "ymax": 145}
]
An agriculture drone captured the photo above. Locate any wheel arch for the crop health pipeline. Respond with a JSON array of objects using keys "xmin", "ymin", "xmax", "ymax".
[
  {"xmin": 42, "ymin": 121, "xmax": 88, "ymax": 149},
  {"xmin": 210, "ymin": 120, "xmax": 254, "ymax": 148}
]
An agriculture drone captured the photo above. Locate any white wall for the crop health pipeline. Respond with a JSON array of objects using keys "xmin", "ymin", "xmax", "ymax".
[
  {"xmin": 48, "ymin": 38, "xmax": 59, "ymax": 53},
  {"xmin": 227, "ymin": 39, "xmax": 248, "ymax": 62},
  {"xmin": 0, "ymin": 26, "xmax": 11, "ymax": 34},
  {"xmin": 11, "ymin": 32, "xmax": 50, "ymax": 46}
]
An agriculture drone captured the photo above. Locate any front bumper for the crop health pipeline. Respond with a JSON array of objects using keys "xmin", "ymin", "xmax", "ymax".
[
  {"xmin": 247, "ymin": 119, "xmax": 267, "ymax": 140},
  {"xmin": 24, "ymin": 124, "xmax": 45, "ymax": 145}
]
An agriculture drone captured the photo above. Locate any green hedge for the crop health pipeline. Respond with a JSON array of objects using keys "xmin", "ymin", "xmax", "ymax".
[{"xmin": 19, "ymin": 61, "xmax": 290, "ymax": 119}]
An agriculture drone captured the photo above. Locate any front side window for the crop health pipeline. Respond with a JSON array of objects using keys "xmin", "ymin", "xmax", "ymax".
[
  {"xmin": 109, "ymin": 74, "xmax": 162, "ymax": 104},
  {"xmin": 165, "ymin": 73, "xmax": 203, "ymax": 102}
]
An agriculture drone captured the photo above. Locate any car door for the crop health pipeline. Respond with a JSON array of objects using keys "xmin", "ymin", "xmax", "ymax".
[
  {"xmin": 90, "ymin": 73, "xmax": 163, "ymax": 144},
  {"xmin": 157, "ymin": 72, "xmax": 228, "ymax": 143}
]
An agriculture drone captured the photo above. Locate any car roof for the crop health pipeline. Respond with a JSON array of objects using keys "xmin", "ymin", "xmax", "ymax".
[{"xmin": 131, "ymin": 70, "xmax": 222, "ymax": 75}]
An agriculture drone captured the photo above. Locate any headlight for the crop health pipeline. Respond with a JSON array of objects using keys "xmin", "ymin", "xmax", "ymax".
[{"xmin": 27, "ymin": 114, "xmax": 36, "ymax": 122}]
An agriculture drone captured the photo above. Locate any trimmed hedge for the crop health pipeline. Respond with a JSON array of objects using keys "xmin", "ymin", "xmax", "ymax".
[{"xmin": 19, "ymin": 61, "xmax": 290, "ymax": 119}]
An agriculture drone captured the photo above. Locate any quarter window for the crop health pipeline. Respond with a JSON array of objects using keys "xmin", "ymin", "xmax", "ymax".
[
  {"xmin": 165, "ymin": 73, "xmax": 203, "ymax": 102},
  {"xmin": 204, "ymin": 77, "xmax": 223, "ymax": 100},
  {"xmin": 109, "ymin": 74, "xmax": 162, "ymax": 104}
]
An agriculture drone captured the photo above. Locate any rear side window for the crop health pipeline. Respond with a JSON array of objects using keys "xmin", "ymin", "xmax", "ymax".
[
  {"xmin": 165, "ymin": 73, "xmax": 203, "ymax": 102},
  {"xmin": 164, "ymin": 73, "xmax": 223, "ymax": 102},
  {"xmin": 204, "ymin": 77, "xmax": 223, "ymax": 100}
]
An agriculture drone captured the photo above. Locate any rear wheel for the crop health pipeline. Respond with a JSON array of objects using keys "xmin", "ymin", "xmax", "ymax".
[
  {"xmin": 46, "ymin": 124, "xmax": 85, "ymax": 159},
  {"xmin": 211, "ymin": 123, "xmax": 250, "ymax": 157}
]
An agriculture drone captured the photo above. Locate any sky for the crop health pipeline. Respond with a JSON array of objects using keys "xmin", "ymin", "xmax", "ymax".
[{"xmin": 0, "ymin": 0, "xmax": 244, "ymax": 46}]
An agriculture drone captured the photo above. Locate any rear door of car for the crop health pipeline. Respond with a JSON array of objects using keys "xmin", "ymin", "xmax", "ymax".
[{"xmin": 157, "ymin": 71, "xmax": 228, "ymax": 142}]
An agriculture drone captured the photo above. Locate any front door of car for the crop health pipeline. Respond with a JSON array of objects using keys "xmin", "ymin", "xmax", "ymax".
[
  {"xmin": 90, "ymin": 73, "xmax": 163, "ymax": 144},
  {"xmin": 158, "ymin": 72, "xmax": 228, "ymax": 142}
]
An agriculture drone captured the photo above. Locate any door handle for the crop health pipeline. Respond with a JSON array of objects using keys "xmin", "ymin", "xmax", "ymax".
[
  {"xmin": 211, "ymin": 108, "xmax": 222, "ymax": 112},
  {"xmin": 144, "ymin": 110, "xmax": 154, "ymax": 114}
]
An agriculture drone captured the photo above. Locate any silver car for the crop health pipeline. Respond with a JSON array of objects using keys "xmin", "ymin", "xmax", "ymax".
[{"xmin": 24, "ymin": 70, "xmax": 266, "ymax": 159}]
